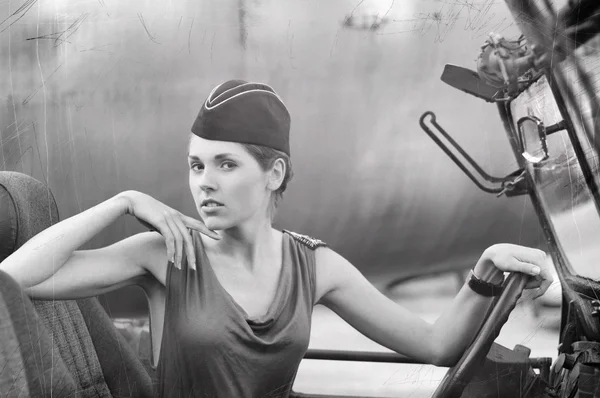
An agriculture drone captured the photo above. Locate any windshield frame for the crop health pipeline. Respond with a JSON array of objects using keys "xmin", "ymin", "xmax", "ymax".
[
  {"xmin": 497, "ymin": 91, "xmax": 600, "ymax": 342},
  {"xmin": 497, "ymin": 75, "xmax": 600, "ymax": 295}
]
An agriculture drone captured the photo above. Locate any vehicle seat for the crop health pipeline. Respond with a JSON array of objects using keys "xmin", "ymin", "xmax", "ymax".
[{"xmin": 0, "ymin": 171, "xmax": 155, "ymax": 397}]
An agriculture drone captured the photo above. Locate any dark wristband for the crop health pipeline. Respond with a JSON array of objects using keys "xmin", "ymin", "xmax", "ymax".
[{"xmin": 467, "ymin": 269, "xmax": 504, "ymax": 297}]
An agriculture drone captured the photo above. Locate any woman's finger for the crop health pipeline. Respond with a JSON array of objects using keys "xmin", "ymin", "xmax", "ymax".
[
  {"xmin": 166, "ymin": 217, "xmax": 183, "ymax": 270},
  {"xmin": 535, "ymin": 269, "xmax": 554, "ymax": 298},
  {"xmin": 509, "ymin": 258, "xmax": 544, "ymax": 277},
  {"xmin": 532, "ymin": 288, "xmax": 544, "ymax": 300},
  {"xmin": 183, "ymin": 215, "xmax": 221, "ymax": 240},
  {"xmin": 511, "ymin": 258, "xmax": 553, "ymax": 298},
  {"xmin": 514, "ymin": 247, "xmax": 547, "ymax": 267},
  {"xmin": 525, "ymin": 278, "xmax": 542, "ymax": 289},
  {"xmin": 173, "ymin": 217, "xmax": 196, "ymax": 271},
  {"xmin": 159, "ymin": 221, "xmax": 177, "ymax": 269}
]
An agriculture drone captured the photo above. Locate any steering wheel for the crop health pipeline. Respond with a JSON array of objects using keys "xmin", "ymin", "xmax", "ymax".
[{"xmin": 432, "ymin": 272, "xmax": 531, "ymax": 398}]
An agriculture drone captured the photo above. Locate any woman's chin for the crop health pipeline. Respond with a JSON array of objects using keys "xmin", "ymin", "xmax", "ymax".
[{"xmin": 203, "ymin": 218, "xmax": 230, "ymax": 231}]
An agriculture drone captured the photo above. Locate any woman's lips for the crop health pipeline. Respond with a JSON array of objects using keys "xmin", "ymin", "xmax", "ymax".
[{"xmin": 201, "ymin": 199, "xmax": 224, "ymax": 213}]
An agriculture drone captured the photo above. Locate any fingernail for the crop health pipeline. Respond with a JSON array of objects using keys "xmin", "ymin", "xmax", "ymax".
[{"xmin": 532, "ymin": 266, "xmax": 541, "ymax": 275}]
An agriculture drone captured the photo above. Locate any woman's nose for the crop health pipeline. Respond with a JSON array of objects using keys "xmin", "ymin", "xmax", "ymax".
[{"xmin": 198, "ymin": 170, "xmax": 218, "ymax": 191}]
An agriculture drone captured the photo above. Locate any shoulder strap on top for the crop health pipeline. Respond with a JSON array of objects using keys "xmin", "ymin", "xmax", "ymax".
[{"xmin": 283, "ymin": 230, "xmax": 328, "ymax": 250}]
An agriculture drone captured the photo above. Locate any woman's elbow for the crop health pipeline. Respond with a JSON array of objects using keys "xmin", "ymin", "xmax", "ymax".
[
  {"xmin": 432, "ymin": 345, "xmax": 464, "ymax": 367},
  {"xmin": 433, "ymin": 354, "xmax": 460, "ymax": 367},
  {"xmin": 430, "ymin": 341, "xmax": 463, "ymax": 367}
]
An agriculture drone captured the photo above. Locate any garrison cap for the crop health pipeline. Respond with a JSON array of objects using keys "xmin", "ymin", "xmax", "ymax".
[{"xmin": 191, "ymin": 80, "xmax": 291, "ymax": 156}]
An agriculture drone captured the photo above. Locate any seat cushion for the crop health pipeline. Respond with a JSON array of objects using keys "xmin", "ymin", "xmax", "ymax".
[
  {"xmin": 77, "ymin": 298, "xmax": 155, "ymax": 397},
  {"xmin": 33, "ymin": 300, "xmax": 112, "ymax": 397},
  {"xmin": 0, "ymin": 171, "xmax": 110, "ymax": 396},
  {"xmin": 0, "ymin": 184, "xmax": 17, "ymax": 262},
  {"xmin": 0, "ymin": 278, "xmax": 30, "ymax": 398},
  {"xmin": 0, "ymin": 172, "xmax": 59, "ymax": 261},
  {"xmin": 0, "ymin": 269, "xmax": 79, "ymax": 398},
  {"xmin": 0, "ymin": 171, "xmax": 153, "ymax": 397}
]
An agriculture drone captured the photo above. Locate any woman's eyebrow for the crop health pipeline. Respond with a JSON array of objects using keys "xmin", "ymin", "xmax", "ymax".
[
  {"xmin": 214, "ymin": 153, "xmax": 237, "ymax": 160},
  {"xmin": 187, "ymin": 153, "xmax": 238, "ymax": 161}
]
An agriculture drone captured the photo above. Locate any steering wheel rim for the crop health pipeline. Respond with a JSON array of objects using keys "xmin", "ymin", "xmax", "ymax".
[{"xmin": 432, "ymin": 272, "xmax": 531, "ymax": 398}]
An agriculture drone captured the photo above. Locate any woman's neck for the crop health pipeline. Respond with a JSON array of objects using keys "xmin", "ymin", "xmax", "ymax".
[{"xmin": 202, "ymin": 218, "xmax": 280, "ymax": 271}]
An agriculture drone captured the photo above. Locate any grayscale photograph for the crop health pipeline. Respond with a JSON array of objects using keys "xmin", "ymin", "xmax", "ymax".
[{"xmin": 0, "ymin": 0, "xmax": 598, "ymax": 397}]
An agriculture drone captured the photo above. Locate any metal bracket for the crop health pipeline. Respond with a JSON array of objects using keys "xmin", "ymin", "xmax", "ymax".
[
  {"xmin": 419, "ymin": 111, "xmax": 528, "ymax": 197},
  {"xmin": 496, "ymin": 169, "xmax": 528, "ymax": 197}
]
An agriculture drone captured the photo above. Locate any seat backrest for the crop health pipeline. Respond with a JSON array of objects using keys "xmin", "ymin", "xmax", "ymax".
[
  {"xmin": 0, "ymin": 171, "xmax": 154, "ymax": 397},
  {"xmin": 0, "ymin": 268, "xmax": 82, "ymax": 398},
  {"xmin": 0, "ymin": 270, "xmax": 33, "ymax": 398}
]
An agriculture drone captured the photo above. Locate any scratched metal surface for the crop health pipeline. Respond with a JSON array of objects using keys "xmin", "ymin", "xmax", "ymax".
[{"xmin": 0, "ymin": 0, "xmax": 548, "ymax": 316}]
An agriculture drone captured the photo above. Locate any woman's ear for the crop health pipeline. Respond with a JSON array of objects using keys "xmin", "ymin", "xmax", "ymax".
[{"xmin": 267, "ymin": 158, "xmax": 286, "ymax": 191}]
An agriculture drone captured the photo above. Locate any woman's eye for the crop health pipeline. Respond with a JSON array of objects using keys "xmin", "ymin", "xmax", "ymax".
[
  {"xmin": 222, "ymin": 161, "xmax": 237, "ymax": 169},
  {"xmin": 190, "ymin": 163, "xmax": 203, "ymax": 171}
]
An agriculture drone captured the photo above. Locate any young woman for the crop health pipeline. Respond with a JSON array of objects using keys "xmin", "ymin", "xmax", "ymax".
[{"xmin": 0, "ymin": 80, "xmax": 553, "ymax": 398}]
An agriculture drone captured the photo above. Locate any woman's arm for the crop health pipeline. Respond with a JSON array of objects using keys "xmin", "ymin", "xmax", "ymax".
[
  {"xmin": 428, "ymin": 255, "xmax": 502, "ymax": 366},
  {"xmin": 0, "ymin": 194, "xmax": 130, "ymax": 289},
  {"xmin": 431, "ymin": 245, "xmax": 551, "ymax": 365},
  {"xmin": 316, "ymin": 247, "xmax": 439, "ymax": 365},
  {"xmin": 22, "ymin": 231, "xmax": 168, "ymax": 300},
  {"xmin": 315, "ymin": 245, "xmax": 551, "ymax": 367},
  {"xmin": 0, "ymin": 189, "xmax": 217, "ymax": 299}
]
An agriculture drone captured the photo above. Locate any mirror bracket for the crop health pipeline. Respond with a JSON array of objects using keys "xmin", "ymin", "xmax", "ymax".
[
  {"xmin": 419, "ymin": 111, "xmax": 528, "ymax": 197},
  {"xmin": 517, "ymin": 116, "xmax": 567, "ymax": 164},
  {"xmin": 497, "ymin": 169, "xmax": 528, "ymax": 197}
]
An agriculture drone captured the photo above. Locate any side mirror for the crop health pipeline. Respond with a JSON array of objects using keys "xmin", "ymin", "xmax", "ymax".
[{"xmin": 517, "ymin": 115, "xmax": 563, "ymax": 164}]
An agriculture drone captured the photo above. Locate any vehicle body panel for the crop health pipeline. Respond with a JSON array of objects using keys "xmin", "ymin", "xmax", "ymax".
[{"xmin": 0, "ymin": 0, "xmax": 547, "ymax": 315}]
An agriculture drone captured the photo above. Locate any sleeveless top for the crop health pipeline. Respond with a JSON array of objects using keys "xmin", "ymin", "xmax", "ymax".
[{"xmin": 150, "ymin": 229, "xmax": 327, "ymax": 398}]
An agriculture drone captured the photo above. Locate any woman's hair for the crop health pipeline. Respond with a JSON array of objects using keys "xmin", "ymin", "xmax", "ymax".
[
  {"xmin": 187, "ymin": 134, "xmax": 294, "ymax": 218},
  {"xmin": 241, "ymin": 143, "xmax": 294, "ymax": 211}
]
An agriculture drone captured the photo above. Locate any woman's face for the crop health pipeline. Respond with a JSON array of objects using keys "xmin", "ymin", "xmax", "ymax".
[{"xmin": 188, "ymin": 135, "xmax": 272, "ymax": 231}]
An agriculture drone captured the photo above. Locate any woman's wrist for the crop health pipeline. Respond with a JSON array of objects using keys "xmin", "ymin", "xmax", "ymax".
[
  {"xmin": 473, "ymin": 248, "xmax": 505, "ymax": 285},
  {"xmin": 112, "ymin": 191, "xmax": 134, "ymax": 216}
]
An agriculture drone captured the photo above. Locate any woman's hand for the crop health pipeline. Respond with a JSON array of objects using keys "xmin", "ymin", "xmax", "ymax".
[
  {"xmin": 116, "ymin": 190, "xmax": 220, "ymax": 270},
  {"xmin": 476, "ymin": 243, "xmax": 554, "ymax": 300}
]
